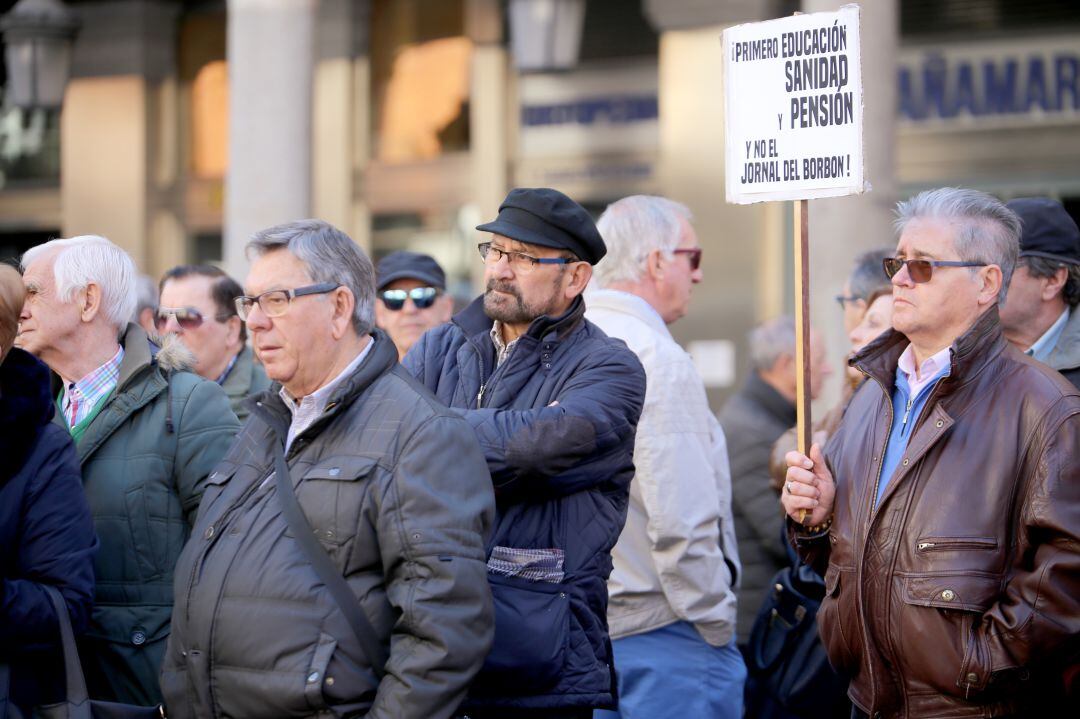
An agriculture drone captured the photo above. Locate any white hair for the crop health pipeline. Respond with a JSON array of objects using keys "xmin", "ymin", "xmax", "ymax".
[
  {"xmin": 593, "ymin": 195, "xmax": 693, "ymax": 287},
  {"xmin": 749, "ymin": 315, "xmax": 796, "ymax": 372},
  {"xmin": 894, "ymin": 188, "xmax": 1020, "ymax": 304},
  {"xmin": 22, "ymin": 235, "xmax": 137, "ymax": 330}
]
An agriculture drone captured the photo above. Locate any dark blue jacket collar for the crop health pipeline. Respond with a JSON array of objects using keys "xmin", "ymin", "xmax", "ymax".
[{"xmin": 453, "ymin": 293, "xmax": 587, "ymax": 345}]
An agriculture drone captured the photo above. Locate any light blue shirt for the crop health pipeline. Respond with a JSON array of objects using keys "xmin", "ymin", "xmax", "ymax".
[
  {"xmin": 1026, "ymin": 307, "xmax": 1070, "ymax": 363},
  {"xmin": 876, "ymin": 345, "xmax": 951, "ymax": 507}
]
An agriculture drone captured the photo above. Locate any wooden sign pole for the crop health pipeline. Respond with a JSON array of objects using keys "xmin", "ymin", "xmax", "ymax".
[{"xmin": 793, "ymin": 199, "xmax": 812, "ymax": 523}]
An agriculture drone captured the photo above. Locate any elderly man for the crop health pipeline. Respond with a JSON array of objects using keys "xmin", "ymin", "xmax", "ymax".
[
  {"xmin": 783, "ymin": 188, "xmax": 1080, "ymax": 718},
  {"xmin": 999, "ymin": 197, "xmax": 1080, "ymax": 388},
  {"xmin": 719, "ymin": 315, "xmax": 829, "ymax": 643},
  {"xmin": 162, "ymin": 220, "xmax": 495, "ymax": 719},
  {"xmin": 584, "ymin": 195, "xmax": 743, "ymax": 719},
  {"xmin": 405, "ymin": 188, "xmax": 646, "ymax": 718},
  {"xmin": 17, "ymin": 236, "xmax": 239, "ymax": 706},
  {"xmin": 374, "ymin": 250, "xmax": 454, "ymax": 360},
  {"xmin": 158, "ymin": 264, "xmax": 271, "ymax": 420}
]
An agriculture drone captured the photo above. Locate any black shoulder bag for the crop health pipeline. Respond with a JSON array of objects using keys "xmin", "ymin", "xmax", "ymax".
[
  {"xmin": 744, "ymin": 557, "xmax": 850, "ymax": 717},
  {"xmin": 0, "ymin": 586, "xmax": 163, "ymax": 719},
  {"xmin": 271, "ymin": 448, "xmax": 389, "ymax": 678}
]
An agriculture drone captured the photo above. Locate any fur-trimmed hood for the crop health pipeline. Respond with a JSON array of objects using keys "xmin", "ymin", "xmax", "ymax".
[{"xmin": 148, "ymin": 330, "xmax": 197, "ymax": 375}]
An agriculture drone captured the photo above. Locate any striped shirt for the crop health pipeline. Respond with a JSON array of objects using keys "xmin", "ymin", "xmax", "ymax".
[{"xmin": 62, "ymin": 345, "xmax": 124, "ymax": 428}]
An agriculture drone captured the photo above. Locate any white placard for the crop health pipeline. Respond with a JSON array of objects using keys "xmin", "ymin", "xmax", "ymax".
[{"xmin": 723, "ymin": 5, "xmax": 866, "ymax": 204}]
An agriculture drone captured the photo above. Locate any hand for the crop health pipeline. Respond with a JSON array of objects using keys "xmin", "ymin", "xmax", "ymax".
[{"xmin": 781, "ymin": 443, "xmax": 835, "ymax": 527}]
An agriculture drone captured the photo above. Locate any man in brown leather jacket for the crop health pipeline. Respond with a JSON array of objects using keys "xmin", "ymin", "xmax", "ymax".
[{"xmin": 782, "ymin": 188, "xmax": 1080, "ymax": 718}]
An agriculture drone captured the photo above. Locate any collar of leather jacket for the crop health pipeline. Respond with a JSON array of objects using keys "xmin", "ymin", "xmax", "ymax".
[
  {"xmin": 453, "ymin": 292, "xmax": 586, "ymax": 345},
  {"xmin": 850, "ymin": 304, "xmax": 1008, "ymax": 399}
]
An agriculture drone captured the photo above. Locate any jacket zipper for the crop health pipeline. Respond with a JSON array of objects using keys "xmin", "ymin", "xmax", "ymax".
[{"xmin": 916, "ymin": 537, "xmax": 996, "ymax": 552}]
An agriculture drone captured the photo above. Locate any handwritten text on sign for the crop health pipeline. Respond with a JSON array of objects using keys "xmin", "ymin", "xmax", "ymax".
[{"xmin": 723, "ymin": 5, "xmax": 866, "ymax": 204}]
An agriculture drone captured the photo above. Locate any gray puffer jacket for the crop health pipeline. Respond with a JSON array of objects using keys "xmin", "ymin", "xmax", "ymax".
[{"xmin": 161, "ymin": 331, "xmax": 495, "ymax": 719}]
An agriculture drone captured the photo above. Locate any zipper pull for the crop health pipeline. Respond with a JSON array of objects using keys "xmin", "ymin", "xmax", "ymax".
[
  {"xmin": 917, "ymin": 541, "xmax": 935, "ymax": 551},
  {"xmin": 477, "ymin": 384, "xmax": 486, "ymax": 407},
  {"xmin": 901, "ymin": 397, "xmax": 914, "ymax": 427}
]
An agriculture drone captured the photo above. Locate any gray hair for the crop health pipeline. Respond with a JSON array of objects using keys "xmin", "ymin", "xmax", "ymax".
[
  {"xmin": 593, "ymin": 195, "xmax": 693, "ymax": 287},
  {"xmin": 848, "ymin": 247, "xmax": 894, "ymax": 301},
  {"xmin": 246, "ymin": 219, "xmax": 375, "ymax": 334},
  {"xmin": 132, "ymin": 274, "xmax": 158, "ymax": 323},
  {"xmin": 894, "ymin": 188, "xmax": 1020, "ymax": 304},
  {"xmin": 1022, "ymin": 256, "xmax": 1080, "ymax": 307},
  {"xmin": 22, "ymin": 235, "xmax": 136, "ymax": 331},
  {"xmin": 749, "ymin": 315, "xmax": 796, "ymax": 372}
]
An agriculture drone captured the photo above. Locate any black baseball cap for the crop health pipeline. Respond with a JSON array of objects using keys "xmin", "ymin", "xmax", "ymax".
[
  {"xmin": 375, "ymin": 251, "xmax": 446, "ymax": 291},
  {"xmin": 476, "ymin": 187, "xmax": 606, "ymax": 265},
  {"xmin": 1006, "ymin": 197, "xmax": 1080, "ymax": 266}
]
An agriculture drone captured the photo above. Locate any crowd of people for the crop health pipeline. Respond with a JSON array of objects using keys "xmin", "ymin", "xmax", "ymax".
[{"xmin": 0, "ymin": 185, "xmax": 1077, "ymax": 719}]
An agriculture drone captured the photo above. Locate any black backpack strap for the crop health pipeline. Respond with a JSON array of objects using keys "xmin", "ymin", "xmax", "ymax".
[{"xmin": 272, "ymin": 449, "xmax": 389, "ymax": 679}]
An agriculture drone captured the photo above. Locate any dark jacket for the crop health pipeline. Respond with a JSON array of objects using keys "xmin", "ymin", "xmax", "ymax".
[
  {"xmin": 1045, "ymin": 305, "xmax": 1080, "ymax": 389},
  {"xmin": 718, "ymin": 372, "xmax": 796, "ymax": 642},
  {"xmin": 162, "ymin": 331, "xmax": 496, "ymax": 719},
  {"xmin": 0, "ymin": 348, "xmax": 96, "ymax": 713},
  {"xmin": 56, "ymin": 324, "xmax": 239, "ymax": 705},
  {"xmin": 221, "ymin": 345, "xmax": 271, "ymax": 422},
  {"xmin": 404, "ymin": 294, "xmax": 646, "ymax": 710},
  {"xmin": 793, "ymin": 308, "xmax": 1080, "ymax": 718}
]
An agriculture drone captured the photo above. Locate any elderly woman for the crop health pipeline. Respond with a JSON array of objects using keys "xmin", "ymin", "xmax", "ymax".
[{"xmin": 0, "ymin": 263, "xmax": 96, "ymax": 714}]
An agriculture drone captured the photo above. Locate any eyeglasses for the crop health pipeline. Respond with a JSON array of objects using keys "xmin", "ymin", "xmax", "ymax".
[
  {"xmin": 380, "ymin": 286, "xmax": 439, "ymax": 311},
  {"xmin": 834, "ymin": 294, "xmax": 862, "ymax": 310},
  {"xmin": 154, "ymin": 306, "xmax": 232, "ymax": 332},
  {"xmin": 882, "ymin": 257, "xmax": 987, "ymax": 284},
  {"xmin": 233, "ymin": 282, "xmax": 341, "ymax": 321},
  {"xmin": 672, "ymin": 247, "xmax": 703, "ymax": 271},
  {"xmin": 478, "ymin": 242, "xmax": 575, "ymax": 274}
]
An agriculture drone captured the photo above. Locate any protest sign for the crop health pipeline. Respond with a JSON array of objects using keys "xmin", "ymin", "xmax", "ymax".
[
  {"xmin": 724, "ymin": 5, "xmax": 866, "ymax": 204},
  {"xmin": 723, "ymin": 7, "xmax": 868, "ymax": 521}
]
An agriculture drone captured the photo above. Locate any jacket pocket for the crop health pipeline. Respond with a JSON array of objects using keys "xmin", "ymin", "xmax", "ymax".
[
  {"xmin": 915, "ymin": 536, "xmax": 997, "ymax": 554},
  {"xmin": 298, "ymin": 455, "xmax": 379, "ymax": 548},
  {"xmin": 477, "ymin": 572, "xmax": 570, "ymax": 694},
  {"xmin": 124, "ymin": 484, "xmax": 161, "ymax": 582},
  {"xmin": 896, "ymin": 572, "xmax": 1001, "ymax": 696},
  {"xmin": 818, "ymin": 564, "xmax": 858, "ymax": 674}
]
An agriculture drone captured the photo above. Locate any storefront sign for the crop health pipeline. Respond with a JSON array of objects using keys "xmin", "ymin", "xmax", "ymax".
[{"xmin": 898, "ymin": 37, "xmax": 1080, "ymax": 127}]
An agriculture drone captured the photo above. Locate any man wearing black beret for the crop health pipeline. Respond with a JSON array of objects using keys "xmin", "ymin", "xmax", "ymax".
[
  {"xmin": 404, "ymin": 187, "xmax": 646, "ymax": 717},
  {"xmin": 1000, "ymin": 197, "xmax": 1080, "ymax": 388}
]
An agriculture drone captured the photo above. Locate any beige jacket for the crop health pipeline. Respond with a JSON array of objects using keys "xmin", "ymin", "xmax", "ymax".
[{"xmin": 587, "ymin": 289, "xmax": 740, "ymax": 646}]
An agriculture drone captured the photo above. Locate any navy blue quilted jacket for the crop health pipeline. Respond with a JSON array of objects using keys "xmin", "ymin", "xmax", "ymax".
[
  {"xmin": 0, "ymin": 348, "xmax": 97, "ymax": 714},
  {"xmin": 404, "ymin": 294, "xmax": 645, "ymax": 711}
]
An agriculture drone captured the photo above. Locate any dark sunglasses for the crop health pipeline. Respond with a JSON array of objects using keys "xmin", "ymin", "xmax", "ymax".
[
  {"xmin": 882, "ymin": 257, "xmax": 987, "ymax": 284},
  {"xmin": 672, "ymin": 247, "xmax": 703, "ymax": 271},
  {"xmin": 154, "ymin": 306, "xmax": 232, "ymax": 331},
  {"xmin": 379, "ymin": 286, "xmax": 439, "ymax": 311},
  {"xmin": 835, "ymin": 294, "xmax": 861, "ymax": 309}
]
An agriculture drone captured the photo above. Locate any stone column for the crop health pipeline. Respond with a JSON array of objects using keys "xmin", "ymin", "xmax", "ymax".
[
  {"xmin": 224, "ymin": 0, "xmax": 315, "ymax": 278},
  {"xmin": 61, "ymin": 0, "xmax": 180, "ymax": 274},
  {"xmin": 802, "ymin": 0, "xmax": 898, "ymax": 407},
  {"xmin": 468, "ymin": 0, "xmax": 508, "ymax": 290}
]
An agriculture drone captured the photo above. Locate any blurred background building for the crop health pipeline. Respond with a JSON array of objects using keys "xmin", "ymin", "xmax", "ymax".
[{"xmin": 1, "ymin": 0, "xmax": 1079, "ymax": 408}]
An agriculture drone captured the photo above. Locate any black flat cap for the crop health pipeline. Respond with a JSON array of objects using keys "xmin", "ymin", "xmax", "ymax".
[
  {"xmin": 1006, "ymin": 197, "xmax": 1080, "ymax": 266},
  {"xmin": 376, "ymin": 251, "xmax": 446, "ymax": 290},
  {"xmin": 476, "ymin": 187, "xmax": 606, "ymax": 265}
]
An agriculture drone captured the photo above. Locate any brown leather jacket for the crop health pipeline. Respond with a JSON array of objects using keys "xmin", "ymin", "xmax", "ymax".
[{"xmin": 793, "ymin": 308, "xmax": 1080, "ymax": 718}]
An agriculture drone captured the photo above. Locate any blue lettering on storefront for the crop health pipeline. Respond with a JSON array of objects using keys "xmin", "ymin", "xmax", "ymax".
[
  {"xmin": 522, "ymin": 95, "xmax": 659, "ymax": 127},
  {"xmin": 899, "ymin": 51, "xmax": 1080, "ymax": 121}
]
